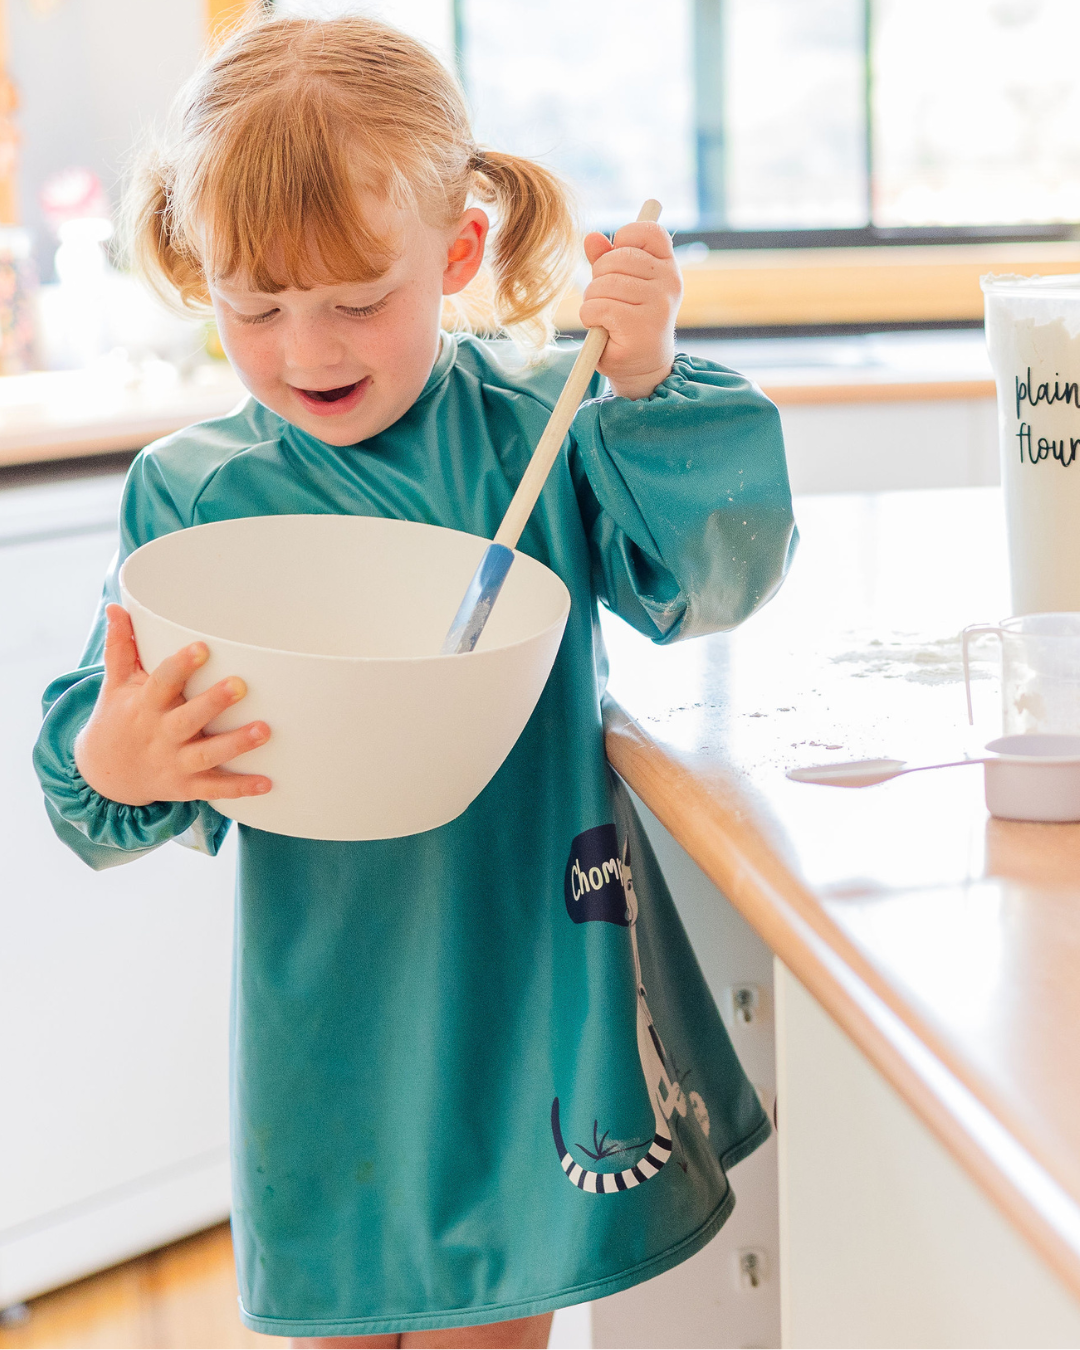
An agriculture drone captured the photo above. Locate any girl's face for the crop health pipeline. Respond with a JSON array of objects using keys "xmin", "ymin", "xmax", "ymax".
[{"xmin": 208, "ymin": 204, "xmax": 488, "ymax": 447}]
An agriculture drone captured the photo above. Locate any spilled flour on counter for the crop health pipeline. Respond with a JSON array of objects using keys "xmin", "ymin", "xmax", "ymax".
[{"xmin": 831, "ymin": 634, "xmax": 991, "ymax": 686}]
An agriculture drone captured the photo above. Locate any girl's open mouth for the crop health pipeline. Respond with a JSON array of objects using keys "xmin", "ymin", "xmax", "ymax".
[{"xmin": 293, "ymin": 377, "xmax": 370, "ymax": 415}]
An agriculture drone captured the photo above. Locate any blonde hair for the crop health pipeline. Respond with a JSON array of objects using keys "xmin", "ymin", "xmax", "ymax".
[{"xmin": 126, "ymin": 13, "xmax": 576, "ymax": 350}]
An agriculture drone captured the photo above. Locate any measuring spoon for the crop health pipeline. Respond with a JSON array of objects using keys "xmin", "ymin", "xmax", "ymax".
[{"xmin": 786, "ymin": 757, "xmax": 985, "ymax": 788}]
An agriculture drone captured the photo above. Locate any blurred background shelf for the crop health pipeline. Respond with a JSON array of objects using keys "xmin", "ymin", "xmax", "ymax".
[
  {"xmin": 0, "ymin": 363, "xmax": 245, "ymax": 468},
  {"xmin": 1, "ymin": 332, "xmax": 998, "ymax": 502}
]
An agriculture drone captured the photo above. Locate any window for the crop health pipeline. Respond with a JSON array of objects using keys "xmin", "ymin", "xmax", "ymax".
[
  {"xmin": 463, "ymin": 0, "xmax": 698, "ymax": 230},
  {"xmin": 277, "ymin": 0, "xmax": 1080, "ymax": 242},
  {"xmin": 721, "ymin": 0, "xmax": 867, "ymax": 230},
  {"xmin": 872, "ymin": 0, "xmax": 1080, "ymax": 229}
]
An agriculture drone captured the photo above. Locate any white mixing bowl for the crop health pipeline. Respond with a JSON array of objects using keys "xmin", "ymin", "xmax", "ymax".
[{"xmin": 120, "ymin": 514, "xmax": 571, "ymax": 841}]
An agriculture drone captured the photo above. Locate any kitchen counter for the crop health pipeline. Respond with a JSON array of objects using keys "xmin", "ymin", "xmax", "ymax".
[
  {"xmin": 681, "ymin": 328, "xmax": 994, "ymax": 404},
  {"xmin": 0, "ymin": 361, "xmax": 246, "ymax": 467},
  {"xmin": 600, "ymin": 486, "xmax": 1080, "ymax": 1306},
  {"xmin": 0, "ymin": 331, "xmax": 994, "ymax": 469}
]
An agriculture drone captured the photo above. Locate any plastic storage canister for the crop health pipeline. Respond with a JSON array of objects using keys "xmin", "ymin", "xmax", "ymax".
[{"xmin": 982, "ymin": 274, "xmax": 1080, "ymax": 614}]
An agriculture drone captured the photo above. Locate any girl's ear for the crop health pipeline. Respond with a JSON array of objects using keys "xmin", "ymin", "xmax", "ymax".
[{"xmin": 443, "ymin": 208, "xmax": 488, "ymax": 295}]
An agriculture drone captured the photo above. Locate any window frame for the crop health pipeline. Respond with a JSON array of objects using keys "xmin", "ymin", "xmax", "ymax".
[
  {"xmin": 685, "ymin": 0, "xmax": 1080, "ymax": 251},
  {"xmin": 669, "ymin": 225, "xmax": 1080, "ymax": 253}
]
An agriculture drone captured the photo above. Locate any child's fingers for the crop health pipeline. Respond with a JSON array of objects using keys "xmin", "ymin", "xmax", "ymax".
[
  {"xmin": 584, "ymin": 272, "xmax": 653, "ymax": 309},
  {"xmin": 580, "ymin": 289, "xmax": 662, "ymax": 336},
  {"xmin": 189, "ymin": 770, "xmax": 273, "ymax": 800},
  {"xmin": 609, "ymin": 220, "xmax": 674, "ymax": 259},
  {"xmin": 589, "ymin": 246, "xmax": 666, "ymax": 283},
  {"xmin": 582, "ymin": 232, "xmax": 614, "ymax": 266},
  {"xmin": 178, "ymin": 722, "xmax": 270, "ymax": 775},
  {"xmin": 143, "ymin": 641, "xmax": 210, "ymax": 710},
  {"xmin": 579, "ymin": 300, "xmax": 642, "ymax": 338},
  {"xmin": 168, "ymin": 676, "xmax": 249, "ymax": 742},
  {"xmin": 102, "ymin": 605, "xmax": 141, "ymax": 687}
]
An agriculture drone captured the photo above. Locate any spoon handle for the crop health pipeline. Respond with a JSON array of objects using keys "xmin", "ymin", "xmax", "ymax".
[
  {"xmin": 899, "ymin": 758, "xmax": 989, "ymax": 777},
  {"xmin": 441, "ymin": 199, "xmax": 663, "ymax": 656},
  {"xmin": 493, "ymin": 198, "xmax": 663, "ymax": 550},
  {"xmin": 787, "ymin": 756, "xmax": 986, "ymax": 788}
]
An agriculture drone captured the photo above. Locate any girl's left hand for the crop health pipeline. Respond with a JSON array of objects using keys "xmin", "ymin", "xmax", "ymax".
[{"xmin": 580, "ymin": 222, "xmax": 682, "ymax": 401}]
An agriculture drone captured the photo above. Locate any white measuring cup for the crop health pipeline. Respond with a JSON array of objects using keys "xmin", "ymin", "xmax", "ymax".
[{"xmin": 962, "ymin": 612, "xmax": 1080, "ymax": 735}]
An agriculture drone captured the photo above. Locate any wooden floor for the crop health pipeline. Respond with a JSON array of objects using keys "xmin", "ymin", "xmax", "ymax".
[{"xmin": 0, "ymin": 1224, "xmax": 278, "ymax": 1349}]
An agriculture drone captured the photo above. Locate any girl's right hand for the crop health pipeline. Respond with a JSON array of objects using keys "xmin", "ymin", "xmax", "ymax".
[{"xmin": 74, "ymin": 604, "xmax": 272, "ymax": 806}]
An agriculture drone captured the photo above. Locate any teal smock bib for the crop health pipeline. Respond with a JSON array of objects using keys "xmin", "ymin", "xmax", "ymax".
[{"xmin": 34, "ymin": 336, "xmax": 797, "ymax": 1336}]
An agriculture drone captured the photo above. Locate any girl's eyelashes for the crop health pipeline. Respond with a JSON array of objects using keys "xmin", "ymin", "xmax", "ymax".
[
  {"xmin": 338, "ymin": 300, "xmax": 388, "ymax": 319},
  {"xmin": 235, "ymin": 307, "xmax": 280, "ymax": 325},
  {"xmin": 229, "ymin": 300, "xmax": 387, "ymax": 324}
]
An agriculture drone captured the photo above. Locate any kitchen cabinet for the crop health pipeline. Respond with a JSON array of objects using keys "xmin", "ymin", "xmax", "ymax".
[
  {"xmin": 0, "ymin": 466, "xmax": 234, "ymax": 1307},
  {"xmin": 603, "ymin": 486, "xmax": 1080, "ymax": 1346}
]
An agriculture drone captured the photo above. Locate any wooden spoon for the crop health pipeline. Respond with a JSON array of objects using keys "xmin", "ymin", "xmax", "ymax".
[{"xmin": 441, "ymin": 198, "xmax": 664, "ymax": 654}]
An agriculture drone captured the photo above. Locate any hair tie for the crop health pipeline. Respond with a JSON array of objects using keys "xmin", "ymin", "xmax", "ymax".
[{"xmin": 468, "ymin": 149, "xmax": 487, "ymax": 173}]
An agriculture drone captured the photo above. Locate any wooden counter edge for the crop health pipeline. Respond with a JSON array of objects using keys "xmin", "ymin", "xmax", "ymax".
[
  {"xmin": 603, "ymin": 697, "xmax": 1080, "ymax": 1305},
  {"xmin": 0, "ymin": 432, "xmax": 155, "ymax": 468},
  {"xmin": 762, "ymin": 378, "xmax": 995, "ymax": 407}
]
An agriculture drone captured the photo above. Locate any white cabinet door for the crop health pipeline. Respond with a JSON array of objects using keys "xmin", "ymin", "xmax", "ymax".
[
  {"xmin": 776, "ymin": 963, "xmax": 1080, "ymax": 1348},
  {"xmin": 590, "ymin": 791, "xmax": 781, "ymax": 1350},
  {"xmin": 0, "ymin": 471, "xmax": 235, "ymax": 1306}
]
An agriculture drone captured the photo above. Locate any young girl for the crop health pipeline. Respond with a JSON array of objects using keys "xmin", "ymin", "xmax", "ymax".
[{"xmin": 34, "ymin": 14, "xmax": 796, "ymax": 1349}]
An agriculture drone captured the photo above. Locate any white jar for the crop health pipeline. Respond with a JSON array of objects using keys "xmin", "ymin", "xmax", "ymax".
[{"xmin": 982, "ymin": 273, "xmax": 1080, "ymax": 614}]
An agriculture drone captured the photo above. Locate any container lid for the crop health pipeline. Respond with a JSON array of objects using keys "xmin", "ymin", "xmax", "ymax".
[{"xmin": 981, "ymin": 272, "xmax": 1080, "ymax": 297}]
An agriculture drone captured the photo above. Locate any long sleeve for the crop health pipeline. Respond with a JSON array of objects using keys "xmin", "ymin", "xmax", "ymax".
[
  {"xmin": 32, "ymin": 454, "xmax": 232, "ymax": 872},
  {"xmin": 569, "ymin": 353, "xmax": 797, "ymax": 643}
]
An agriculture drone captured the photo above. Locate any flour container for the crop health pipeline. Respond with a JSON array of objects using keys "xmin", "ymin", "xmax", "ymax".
[
  {"xmin": 120, "ymin": 515, "xmax": 571, "ymax": 841},
  {"xmin": 982, "ymin": 274, "xmax": 1080, "ymax": 614}
]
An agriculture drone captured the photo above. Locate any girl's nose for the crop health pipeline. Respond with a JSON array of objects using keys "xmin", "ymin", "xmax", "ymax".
[{"xmin": 283, "ymin": 316, "xmax": 348, "ymax": 377}]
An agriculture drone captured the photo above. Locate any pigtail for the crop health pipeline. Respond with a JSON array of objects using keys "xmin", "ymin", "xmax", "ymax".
[
  {"xmin": 122, "ymin": 145, "xmax": 209, "ymax": 314},
  {"xmin": 469, "ymin": 149, "xmax": 576, "ymax": 352}
]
